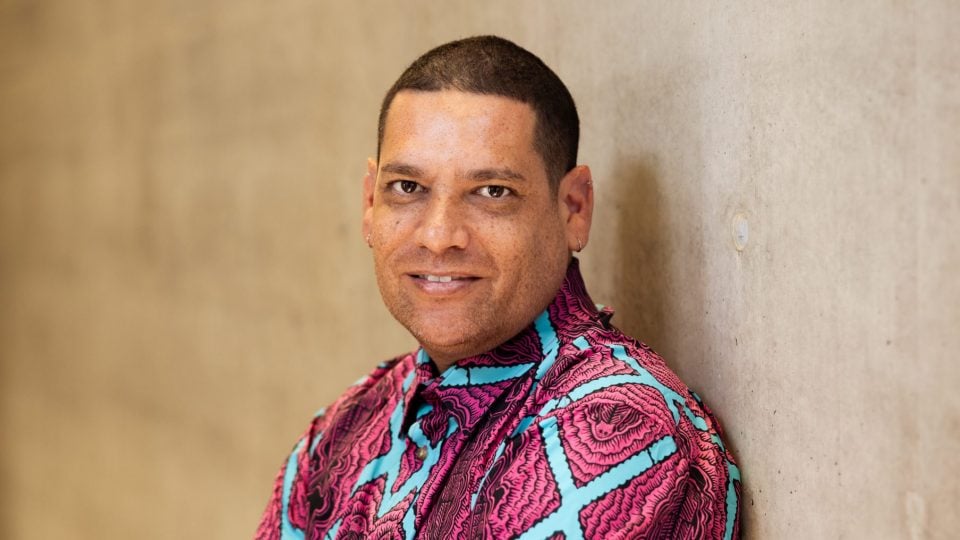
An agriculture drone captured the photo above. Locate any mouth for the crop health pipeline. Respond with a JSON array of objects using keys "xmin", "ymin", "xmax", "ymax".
[
  {"xmin": 414, "ymin": 274, "xmax": 474, "ymax": 283},
  {"xmin": 407, "ymin": 273, "xmax": 481, "ymax": 294}
]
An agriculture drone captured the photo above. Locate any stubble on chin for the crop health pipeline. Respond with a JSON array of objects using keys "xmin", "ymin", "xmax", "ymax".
[{"xmin": 392, "ymin": 296, "xmax": 494, "ymax": 365}]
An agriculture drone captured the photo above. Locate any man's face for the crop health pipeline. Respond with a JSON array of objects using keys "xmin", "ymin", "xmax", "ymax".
[{"xmin": 363, "ymin": 90, "xmax": 584, "ymax": 368}]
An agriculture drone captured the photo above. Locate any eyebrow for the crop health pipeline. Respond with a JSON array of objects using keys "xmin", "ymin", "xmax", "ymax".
[
  {"xmin": 466, "ymin": 168, "xmax": 527, "ymax": 182},
  {"xmin": 380, "ymin": 162, "xmax": 426, "ymax": 178},
  {"xmin": 380, "ymin": 163, "xmax": 527, "ymax": 183}
]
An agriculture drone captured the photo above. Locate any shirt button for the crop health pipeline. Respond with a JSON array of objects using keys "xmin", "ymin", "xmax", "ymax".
[{"xmin": 415, "ymin": 446, "xmax": 428, "ymax": 460}]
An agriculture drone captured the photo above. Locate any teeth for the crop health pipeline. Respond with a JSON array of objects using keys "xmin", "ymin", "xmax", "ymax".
[{"xmin": 425, "ymin": 275, "xmax": 453, "ymax": 283}]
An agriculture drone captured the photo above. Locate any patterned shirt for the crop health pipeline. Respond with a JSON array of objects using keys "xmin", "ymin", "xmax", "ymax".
[{"xmin": 255, "ymin": 260, "xmax": 741, "ymax": 539}]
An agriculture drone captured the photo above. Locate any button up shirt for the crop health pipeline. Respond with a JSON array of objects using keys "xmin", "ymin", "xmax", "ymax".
[{"xmin": 256, "ymin": 261, "xmax": 741, "ymax": 539}]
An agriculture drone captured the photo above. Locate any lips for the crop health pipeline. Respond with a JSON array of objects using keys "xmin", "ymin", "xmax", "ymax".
[
  {"xmin": 406, "ymin": 273, "xmax": 481, "ymax": 294},
  {"xmin": 417, "ymin": 274, "xmax": 470, "ymax": 283}
]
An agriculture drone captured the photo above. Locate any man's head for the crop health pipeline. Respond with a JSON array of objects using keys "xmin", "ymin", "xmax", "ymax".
[
  {"xmin": 363, "ymin": 37, "xmax": 593, "ymax": 369},
  {"xmin": 377, "ymin": 36, "xmax": 580, "ymax": 190}
]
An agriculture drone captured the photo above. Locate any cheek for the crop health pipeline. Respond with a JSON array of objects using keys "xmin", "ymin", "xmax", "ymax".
[
  {"xmin": 371, "ymin": 210, "xmax": 413, "ymax": 247},
  {"xmin": 482, "ymin": 218, "xmax": 554, "ymax": 272},
  {"xmin": 473, "ymin": 218, "xmax": 529, "ymax": 257}
]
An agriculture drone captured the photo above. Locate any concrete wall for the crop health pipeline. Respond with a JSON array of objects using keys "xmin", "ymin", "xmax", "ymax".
[{"xmin": 1, "ymin": 2, "xmax": 957, "ymax": 538}]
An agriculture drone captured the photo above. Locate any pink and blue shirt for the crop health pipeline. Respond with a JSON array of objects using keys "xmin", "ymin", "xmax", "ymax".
[{"xmin": 256, "ymin": 260, "xmax": 741, "ymax": 539}]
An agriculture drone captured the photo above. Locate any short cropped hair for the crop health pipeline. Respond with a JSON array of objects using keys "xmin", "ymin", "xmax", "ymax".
[{"xmin": 377, "ymin": 35, "xmax": 580, "ymax": 189}]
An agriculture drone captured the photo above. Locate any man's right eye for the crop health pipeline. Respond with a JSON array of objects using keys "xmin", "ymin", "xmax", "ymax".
[{"xmin": 388, "ymin": 180, "xmax": 422, "ymax": 194}]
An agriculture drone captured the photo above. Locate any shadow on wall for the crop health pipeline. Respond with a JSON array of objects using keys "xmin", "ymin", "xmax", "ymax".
[
  {"xmin": 611, "ymin": 156, "xmax": 708, "ymax": 364},
  {"xmin": 612, "ymin": 157, "xmax": 670, "ymax": 355}
]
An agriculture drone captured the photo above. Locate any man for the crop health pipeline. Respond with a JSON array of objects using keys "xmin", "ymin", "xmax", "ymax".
[{"xmin": 256, "ymin": 36, "xmax": 740, "ymax": 539}]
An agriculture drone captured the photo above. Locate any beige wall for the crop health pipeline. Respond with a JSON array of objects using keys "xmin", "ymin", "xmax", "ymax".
[{"xmin": 1, "ymin": 2, "xmax": 957, "ymax": 538}]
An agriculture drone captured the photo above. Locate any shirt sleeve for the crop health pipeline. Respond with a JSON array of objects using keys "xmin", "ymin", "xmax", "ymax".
[
  {"xmin": 253, "ymin": 418, "xmax": 322, "ymax": 540},
  {"xmin": 470, "ymin": 380, "xmax": 740, "ymax": 539},
  {"xmin": 549, "ymin": 389, "xmax": 740, "ymax": 539},
  {"xmin": 252, "ymin": 361, "xmax": 397, "ymax": 539},
  {"xmin": 531, "ymin": 443, "xmax": 739, "ymax": 540}
]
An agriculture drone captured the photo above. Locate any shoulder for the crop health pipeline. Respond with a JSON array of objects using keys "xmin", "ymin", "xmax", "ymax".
[
  {"xmin": 542, "ymin": 327, "xmax": 738, "ymax": 464},
  {"xmin": 533, "ymin": 331, "xmax": 695, "ymax": 467},
  {"xmin": 536, "ymin": 328, "xmax": 695, "ymax": 431},
  {"xmin": 308, "ymin": 351, "xmax": 416, "ymax": 436},
  {"xmin": 524, "ymin": 329, "xmax": 740, "ymax": 537},
  {"xmin": 255, "ymin": 352, "xmax": 418, "ymax": 538}
]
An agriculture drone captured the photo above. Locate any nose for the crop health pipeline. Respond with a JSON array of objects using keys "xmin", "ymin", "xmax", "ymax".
[{"xmin": 414, "ymin": 193, "xmax": 469, "ymax": 254}]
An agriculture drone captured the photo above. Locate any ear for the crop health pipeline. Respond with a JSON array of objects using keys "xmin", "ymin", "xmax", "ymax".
[
  {"xmin": 557, "ymin": 165, "xmax": 594, "ymax": 252},
  {"xmin": 362, "ymin": 157, "xmax": 377, "ymax": 243}
]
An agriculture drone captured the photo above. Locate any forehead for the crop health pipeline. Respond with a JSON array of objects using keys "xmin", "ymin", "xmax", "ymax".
[{"xmin": 380, "ymin": 90, "xmax": 542, "ymax": 173}]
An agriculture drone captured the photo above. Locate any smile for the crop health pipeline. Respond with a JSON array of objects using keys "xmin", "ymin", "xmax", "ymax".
[{"xmin": 407, "ymin": 273, "xmax": 481, "ymax": 294}]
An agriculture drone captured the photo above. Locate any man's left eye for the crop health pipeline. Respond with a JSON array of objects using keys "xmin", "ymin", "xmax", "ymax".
[{"xmin": 476, "ymin": 185, "xmax": 511, "ymax": 198}]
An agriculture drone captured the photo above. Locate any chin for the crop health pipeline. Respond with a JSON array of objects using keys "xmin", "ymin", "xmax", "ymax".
[
  {"xmin": 412, "ymin": 327, "xmax": 472, "ymax": 353},
  {"xmin": 408, "ymin": 323, "xmax": 490, "ymax": 362}
]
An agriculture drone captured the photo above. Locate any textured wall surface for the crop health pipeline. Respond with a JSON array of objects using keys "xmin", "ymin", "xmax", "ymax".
[{"xmin": 1, "ymin": 2, "xmax": 957, "ymax": 538}]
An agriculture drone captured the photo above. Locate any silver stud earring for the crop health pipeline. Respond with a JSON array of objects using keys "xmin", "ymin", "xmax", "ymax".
[
  {"xmin": 576, "ymin": 237, "xmax": 583, "ymax": 252},
  {"xmin": 365, "ymin": 234, "xmax": 372, "ymax": 247}
]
